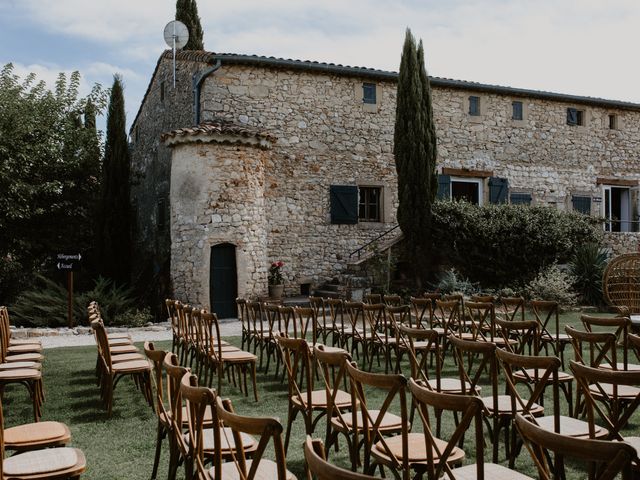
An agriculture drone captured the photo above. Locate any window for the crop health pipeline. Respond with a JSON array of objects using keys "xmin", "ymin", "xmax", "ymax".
[
  {"xmin": 359, "ymin": 186, "xmax": 382, "ymax": 222},
  {"xmin": 330, "ymin": 185, "xmax": 358, "ymax": 224},
  {"xmin": 510, "ymin": 192, "xmax": 532, "ymax": 205},
  {"xmin": 609, "ymin": 114, "xmax": 618, "ymax": 130},
  {"xmin": 572, "ymin": 195, "xmax": 592, "ymax": 215},
  {"xmin": 451, "ymin": 178, "xmax": 483, "ymax": 205},
  {"xmin": 603, "ymin": 186, "xmax": 632, "ymax": 232},
  {"xmin": 469, "ymin": 96, "xmax": 481, "ymax": 116},
  {"xmin": 567, "ymin": 107, "xmax": 584, "ymax": 126},
  {"xmin": 512, "ymin": 101, "xmax": 523, "ymax": 121},
  {"xmin": 160, "ymin": 81, "xmax": 165, "ymax": 102},
  {"xmin": 363, "ymin": 83, "xmax": 376, "ymax": 104}
]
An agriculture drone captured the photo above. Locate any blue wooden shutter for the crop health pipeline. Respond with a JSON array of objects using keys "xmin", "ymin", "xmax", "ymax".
[
  {"xmin": 510, "ymin": 192, "xmax": 531, "ymax": 205},
  {"xmin": 567, "ymin": 108, "xmax": 578, "ymax": 125},
  {"xmin": 437, "ymin": 175, "xmax": 451, "ymax": 200},
  {"xmin": 330, "ymin": 185, "xmax": 358, "ymax": 224},
  {"xmin": 489, "ymin": 177, "xmax": 508, "ymax": 204},
  {"xmin": 572, "ymin": 195, "xmax": 592, "ymax": 215}
]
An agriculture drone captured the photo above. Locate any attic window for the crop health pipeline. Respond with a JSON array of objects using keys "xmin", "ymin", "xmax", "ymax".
[
  {"xmin": 567, "ymin": 108, "xmax": 584, "ymax": 126},
  {"xmin": 363, "ymin": 83, "xmax": 376, "ymax": 104},
  {"xmin": 609, "ymin": 114, "xmax": 618, "ymax": 130},
  {"xmin": 468, "ymin": 96, "xmax": 481, "ymax": 116}
]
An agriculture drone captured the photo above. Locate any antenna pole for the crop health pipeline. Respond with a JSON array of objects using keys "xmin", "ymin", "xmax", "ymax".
[{"xmin": 172, "ymin": 21, "xmax": 177, "ymax": 88}]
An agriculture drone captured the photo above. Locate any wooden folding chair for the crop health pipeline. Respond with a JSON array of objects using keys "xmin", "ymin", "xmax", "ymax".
[
  {"xmin": 362, "ymin": 303, "xmax": 396, "ymax": 373},
  {"xmin": 498, "ymin": 296, "xmax": 526, "ymax": 322},
  {"xmin": 580, "ymin": 314, "xmax": 640, "ymax": 371},
  {"xmin": 516, "ymin": 413, "xmax": 636, "ymax": 480},
  {"xmin": 409, "ymin": 297, "xmax": 433, "ymax": 329},
  {"xmin": 211, "ymin": 396, "xmax": 296, "ymax": 480},
  {"xmin": 305, "ymin": 436, "xmax": 376, "ymax": 480},
  {"xmin": 409, "ymin": 378, "xmax": 534, "ymax": 480},
  {"xmin": 0, "ymin": 401, "xmax": 86, "ymax": 480},
  {"xmin": 531, "ymin": 300, "xmax": 570, "ymax": 368},
  {"xmin": 343, "ymin": 302, "xmax": 367, "ymax": 363},
  {"xmin": 326, "ymin": 299, "xmax": 346, "ymax": 349}
]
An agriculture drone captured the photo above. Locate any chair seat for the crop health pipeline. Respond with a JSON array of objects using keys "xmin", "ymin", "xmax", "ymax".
[
  {"xmin": 292, "ymin": 389, "xmax": 351, "ymax": 409},
  {"xmin": 331, "ymin": 410, "xmax": 405, "ymax": 432},
  {"xmin": 541, "ymin": 333, "xmax": 571, "ymax": 343},
  {"xmin": 107, "ymin": 332, "xmax": 131, "ymax": 340},
  {"xmin": 184, "ymin": 427, "xmax": 257, "ymax": 453},
  {"xmin": 9, "ymin": 339, "xmax": 42, "ymax": 347},
  {"xmin": 482, "ymin": 395, "xmax": 543, "ymax": 415},
  {"xmin": 535, "ymin": 415, "xmax": 608, "ymax": 438},
  {"xmin": 0, "ymin": 368, "xmax": 41, "ymax": 380},
  {"xmin": 108, "ymin": 338, "xmax": 133, "ymax": 347},
  {"xmin": 4, "ymin": 353, "xmax": 43, "ymax": 363},
  {"xmin": 0, "ymin": 361, "xmax": 40, "ymax": 371},
  {"xmin": 453, "ymin": 462, "xmax": 534, "ymax": 479},
  {"xmin": 600, "ymin": 363, "xmax": 640, "ymax": 372},
  {"xmin": 589, "ymin": 383, "xmax": 640, "ymax": 399},
  {"xmin": 3, "ymin": 447, "xmax": 86, "ymax": 477},
  {"xmin": 160, "ymin": 405, "xmax": 215, "ymax": 427},
  {"xmin": 111, "ymin": 352, "xmax": 146, "ymax": 363},
  {"xmin": 110, "ymin": 344, "xmax": 139, "ymax": 354},
  {"xmin": 7, "ymin": 344, "xmax": 43, "ymax": 354},
  {"xmin": 211, "ymin": 459, "xmax": 297, "ymax": 480},
  {"xmin": 514, "ymin": 369, "xmax": 573, "ymax": 383},
  {"xmin": 220, "ymin": 350, "xmax": 257, "ymax": 362},
  {"xmin": 112, "ymin": 359, "xmax": 152, "ymax": 373},
  {"xmin": 372, "ymin": 432, "xmax": 465, "ymax": 463},
  {"xmin": 426, "ymin": 378, "xmax": 478, "ymax": 394},
  {"xmin": 4, "ymin": 421, "xmax": 71, "ymax": 449}
]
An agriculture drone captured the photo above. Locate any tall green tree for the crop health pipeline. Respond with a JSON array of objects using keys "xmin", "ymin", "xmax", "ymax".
[
  {"xmin": 0, "ymin": 64, "xmax": 106, "ymax": 302},
  {"xmin": 176, "ymin": 0, "xmax": 204, "ymax": 50},
  {"xmin": 98, "ymin": 75, "xmax": 131, "ymax": 285},
  {"xmin": 393, "ymin": 29, "xmax": 438, "ymax": 285}
]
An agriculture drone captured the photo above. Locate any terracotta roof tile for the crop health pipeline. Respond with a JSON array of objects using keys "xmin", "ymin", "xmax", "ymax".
[{"xmin": 161, "ymin": 119, "xmax": 275, "ymax": 144}]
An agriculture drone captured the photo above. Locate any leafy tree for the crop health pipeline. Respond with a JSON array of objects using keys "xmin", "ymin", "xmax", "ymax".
[
  {"xmin": 98, "ymin": 75, "xmax": 131, "ymax": 285},
  {"xmin": 0, "ymin": 64, "xmax": 106, "ymax": 302},
  {"xmin": 394, "ymin": 29, "xmax": 438, "ymax": 286},
  {"xmin": 176, "ymin": 0, "xmax": 204, "ymax": 50}
]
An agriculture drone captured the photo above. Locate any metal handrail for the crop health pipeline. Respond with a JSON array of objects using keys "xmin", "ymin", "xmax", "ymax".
[{"xmin": 349, "ymin": 224, "xmax": 401, "ymax": 260}]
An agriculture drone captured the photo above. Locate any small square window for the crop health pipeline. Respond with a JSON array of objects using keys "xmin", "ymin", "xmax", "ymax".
[
  {"xmin": 469, "ymin": 96, "xmax": 481, "ymax": 116},
  {"xmin": 363, "ymin": 83, "xmax": 376, "ymax": 104},
  {"xmin": 512, "ymin": 101, "xmax": 523, "ymax": 121},
  {"xmin": 567, "ymin": 108, "xmax": 584, "ymax": 126},
  {"xmin": 359, "ymin": 186, "xmax": 382, "ymax": 222},
  {"xmin": 572, "ymin": 195, "xmax": 592, "ymax": 215},
  {"xmin": 609, "ymin": 114, "xmax": 618, "ymax": 130},
  {"xmin": 160, "ymin": 81, "xmax": 165, "ymax": 103},
  {"xmin": 510, "ymin": 192, "xmax": 531, "ymax": 205}
]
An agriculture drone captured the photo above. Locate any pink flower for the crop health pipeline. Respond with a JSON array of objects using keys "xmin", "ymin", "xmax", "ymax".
[{"xmin": 277, "ymin": 261, "xmax": 284, "ymax": 267}]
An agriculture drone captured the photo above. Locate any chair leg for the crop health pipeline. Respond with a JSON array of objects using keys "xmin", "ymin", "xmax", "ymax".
[
  {"xmin": 151, "ymin": 421, "xmax": 165, "ymax": 480},
  {"xmin": 251, "ymin": 362, "xmax": 258, "ymax": 402}
]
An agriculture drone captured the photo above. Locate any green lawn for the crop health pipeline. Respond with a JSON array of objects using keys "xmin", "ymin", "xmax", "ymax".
[{"xmin": 3, "ymin": 311, "xmax": 636, "ymax": 479}]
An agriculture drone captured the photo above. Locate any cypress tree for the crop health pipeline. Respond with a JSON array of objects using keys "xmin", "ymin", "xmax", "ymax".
[
  {"xmin": 394, "ymin": 29, "xmax": 438, "ymax": 285},
  {"xmin": 176, "ymin": 0, "xmax": 204, "ymax": 50},
  {"xmin": 98, "ymin": 75, "xmax": 131, "ymax": 285}
]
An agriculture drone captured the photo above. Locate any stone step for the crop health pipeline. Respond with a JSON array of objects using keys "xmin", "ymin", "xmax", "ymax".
[{"xmin": 312, "ymin": 289, "xmax": 343, "ymax": 299}]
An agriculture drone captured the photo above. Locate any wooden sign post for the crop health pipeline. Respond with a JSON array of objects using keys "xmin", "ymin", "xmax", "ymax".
[{"xmin": 56, "ymin": 253, "xmax": 81, "ymax": 327}]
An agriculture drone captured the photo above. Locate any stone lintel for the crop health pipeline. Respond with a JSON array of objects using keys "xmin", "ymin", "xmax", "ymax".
[{"xmin": 442, "ymin": 167, "xmax": 494, "ymax": 178}]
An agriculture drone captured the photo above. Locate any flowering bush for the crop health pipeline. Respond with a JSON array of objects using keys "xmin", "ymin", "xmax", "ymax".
[{"xmin": 268, "ymin": 261, "xmax": 285, "ymax": 285}]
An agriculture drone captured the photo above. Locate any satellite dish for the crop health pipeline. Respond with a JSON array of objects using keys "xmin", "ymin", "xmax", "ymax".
[{"xmin": 164, "ymin": 20, "xmax": 189, "ymax": 49}]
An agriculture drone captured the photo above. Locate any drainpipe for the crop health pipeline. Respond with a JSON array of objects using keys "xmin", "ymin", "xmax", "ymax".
[{"xmin": 193, "ymin": 58, "xmax": 222, "ymax": 125}]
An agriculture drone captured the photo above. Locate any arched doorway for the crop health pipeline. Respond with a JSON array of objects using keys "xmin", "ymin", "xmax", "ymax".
[{"xmin": 209, "ymin": 243, "xmax": 237, "ymax": 319}]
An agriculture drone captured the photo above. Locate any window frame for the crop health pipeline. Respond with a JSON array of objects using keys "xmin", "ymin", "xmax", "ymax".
[
  {"xmin": 512, "ymin": 101, "xmax": 523, "ymax": 121},
  {"xmin": 358, "ymin": 185, "xmax": 383, "ymax": 223},
  {"xmin": 362, "ymin": 82, "xmax": 377, "ymax": 105},
  {"xmin": 468, "ymin": 96, "xmax": 481, "ymax": 116},
  {"xmin": 567, "ymin": 107, "xmax": 585, "ymax": 126},
  {"xmin": 608, "ymin": 114, "xmax": 618, "ymax": 130},
  {"xmin": 450, "ymin": 177, "xmax": 483, "ymax": 206}
]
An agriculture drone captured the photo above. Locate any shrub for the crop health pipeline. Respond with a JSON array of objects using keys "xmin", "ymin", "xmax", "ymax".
[
  {"xmin": 112, "ymin": 308, "xmax": 153, "ymax": 327},
  {"xmin": 431, "ymin": 201, "xmax": 601, "ymax": 288},
  {"xmin": 10, "ymin": 275, "xmax": 136, "ymax": 327},
  {"xmin": 525, "ymin": 264, "xmax": 578, "ymax": 307},
  {"xmin": 569, "ymin": 242, "xmax": 608, "ymax": 306},
  {"xmin": 435, "ymin": 268, "xmax": 477, "ymax": 295}
]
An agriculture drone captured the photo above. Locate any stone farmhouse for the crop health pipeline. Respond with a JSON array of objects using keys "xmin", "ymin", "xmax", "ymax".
[{"xmin": 130, "ymin": 50, "xmax": 640, "ymax": 318}]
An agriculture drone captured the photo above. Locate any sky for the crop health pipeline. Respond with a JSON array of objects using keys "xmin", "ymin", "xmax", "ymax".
[{"xmin": 1, "ymin": 0, "xmax": 640, "ymax": 132}]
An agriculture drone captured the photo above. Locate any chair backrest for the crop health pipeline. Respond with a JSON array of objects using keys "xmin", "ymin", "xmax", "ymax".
[
  {"xmin": 499, "ymin": 296, "xmax": 525, "ymax": 322},
  {"xmin": 166, "ymin": 299, "xmax": 179, "ymax": 334},
  {"xmin": 345, "ymin": 361, "xmax": 409, "ymax": 479},
  {"xmin": 580, "ymin": 314, "xmax": 632, "ymax": 369},
  {"xmin": 277, "ymin": 306, "xmax": 296, "ymax": 338},
  {"xmin": 364, "ymin": 293, "xmax": 382, "ymax": 305},
  {"xmin": 465, "ymin": 301, "xmax": 495, "ymax": 341},
  {"xmin": 264, "ymin": 303, "xmax": 280, "ymax": 340},
  {"xmin": 383, "ymin": 294, "xmax": 401, "ymax": 307},
  {"xmin": 93, "ymin": 320, "xmax": 112, "ymax": 370},
  {"xmin": 396, "ymin": 324, "xmax": 441, "ymax": 387},
  {"xmin": 201, "ymin": 310, "xmax": 221, "ymax": 362},
  {"xmin": 449, "ymin": 335, "xmax": 497, "ymax": 399},
  {"xmin": 570, "ymin": 360, "xmax": 640, "ymax": 441},
  {"xmin": 180, "ymin": 371, "xmax": 215, "ymax": 479},
  {"xmin": 326, "ymin": 298, "xmax": 345, "ymax": 338},
  {"xmin": 410, "ymin": 297, "xmax": 433, "ymax": 328},
  {"xmin": 305, "ymin": 436, "xmax": 376, "ymax": 480},
  {"xmin": 309, "ymin": 296, "xmax": 327, "ymax": 337},
  {"xmin": 530, "ymin": 300, "xmax": 560, "ymax": 342},
  {"xmin": 247, "ymin": 301, "xmax": 264, "ymax": 337},
  {"xmin": 345, "ymin": 301, "xmax": 366, "ymax": 341},
  {"xmin": 409, "ymin": 378, "xmax": 487, "ymax": 480},
  {"xmin": 175, "ymin": 300, "xmax": 187, "ymax": 344},
  {"xmin": 276, "ymin": 334, "xmax": 313, "ymax": 413},
  {"xmin": 566, "ymin": 325, "xmax": 618, "ymax": 368},
  {"xmin": 295, "ymin": 306, "xmax": 316, "ymax": 342},
  {"xmin": 495, "ymin": 348, "xmax": 561, "ymax": 431},
  {"xmin": 163, "ymin": 352, "xmax": 190, "ymax": 455},
  {"xmin": 470, "ymin": 294, "xmax": 495, "ymax": 303},
  {"xmin": 236, "ymin": 297, "xmax": 249, "ymax": 334},
  {"xmin": 434, "ymin": 299, "xmax": 462, "ymax": 336},
  {"xmin": 144, "ymin": 341, "xmax": 170, "ymax": 420},
  {"xmin": 515, "ymin": 413, "xmax": 635, "ymax": 480},
  {"xmin": 314, "ymin": 345, "xmax": 352, "ymax": 436},
  {"xmin": 362, "ymin": 303, "xmax": 386, "ymax": 340},
  {"xmin": 213, "ymin": 396, "xmax": 289, "ymax": 480},
  {"xmin": 495, "ymin": 317, "xmax": 539, "ymax": 355}
]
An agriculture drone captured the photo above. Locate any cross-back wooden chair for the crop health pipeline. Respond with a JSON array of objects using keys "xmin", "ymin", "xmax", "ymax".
[
  {"xmin": 0, "ymin": 308, "xmax": 43, "ymax": 365},
  {"xmin": 409, "ymin": 297, "xmax": 433, "ymax": 329},
  {"xmin": 515, "ymin": 413, "xmax": 636, "ymax": 480},
  {"xmin": 344, "ymin": 362, "xmax": 409, "ymax": 479},
  {"xmin": 364, "ymin": 293, "xmax": 381, "ymax": 305},
  {"xmin": 580, "ymin": 314, "xmax": 640, "ymax": 371},
  {"xmin": 235, "ymin": 298, "xmax": 251, "ymax": 351},
  {"xmin": 326, "ymin": 298, "xmax": 346, "ymax": 349},
  {"xmin": 163, "ymin": 352, "xmax": 192, "ymax": 480},
  {"xmin": 435, "ymin": 298, "xmax": 471, "ymax": 341},
  {"xmin": 531, "ymin": 300, "xmax": 570, "ymax": 368},
  {"xmin": 448, "ymin": 335, "xmax": 506, "ymax": 462},
  {"xmin": 362, "ymin": 303, "xmax": 395, "ymax": 372},
  {"xmin": 174, "ymin": 301, "xmax": 191, "ymax": 366},
  {"xmin": 465, "ymin": 300, "xmax": 502, "ymax": 344},
  {"xmin": 212, "ymin": 396, "xmax": 296, "ymax": 480},
  {"xmin": 409, "ymin": 378, "xmax": 534, "ymax": 480},
  {"xmin": 344, "ymin": 302, "xmax": 367, "ymax": 362},
  {"xmin": 313, "ymin": 345, "xmax": 354, "ymax": 462},
  {"xmin": 495, "ymin": 317, "xmax": 539, "ymax": 355},
  {"xmin": 166, "ymin": 299, "xmax": 180, "ymax": 355},
  {"xmin": 0, "ymin": 349, "xmax": 43, "ymax": 422},
  {"xmin": 0, "ymin": 400, "xmax": 87, "ymax": 480},
  {"xmin": 202, "ymin": 310, "xmax": 258, "ymax": 401},
  {"xmin": 382, "ymin": 294, "xmax": 401, "ymax": 307},
  {"xmin": 571, "ymin": 360, "xmax": 640, "ymax": 444},
  {"xmin": 499, "ymin": 296, "xmax": 526, "ymax": 322},
  {"xmin": 247, "ymin": 301, "xmax": 268, "ymax": 370},
  {"xmin": 305, "ymin": 436, "xmax": 377, "ymax": 480},
  {"xmin": 308, "ymin": 297, "xmax": 330, "ymax": 345},
  {"xmin": 263, "ymin": 303, "xmax": 282, "ymax": 375},
  {"xmin": 0, "ymin": 307, "xmax": 42, "ymax": 351}
]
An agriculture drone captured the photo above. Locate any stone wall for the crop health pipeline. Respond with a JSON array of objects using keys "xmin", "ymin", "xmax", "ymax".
[
  {"xmin": 604, "ymin": 232, "xmax": 640, "ymax": 256},
  {"xmin": 169, "ymin": 141, "xmax": 271, "ymax": 307}
]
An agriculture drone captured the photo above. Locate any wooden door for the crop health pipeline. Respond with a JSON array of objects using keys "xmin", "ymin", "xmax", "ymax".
[{"xmin": 210, "ymin": 243, "xmax": 237, "ymax": 319}]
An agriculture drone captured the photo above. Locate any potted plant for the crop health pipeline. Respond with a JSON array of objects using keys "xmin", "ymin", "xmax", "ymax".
[{"xmin": 268, "ymin": 261, "xmax": 285, "ymax": 299}]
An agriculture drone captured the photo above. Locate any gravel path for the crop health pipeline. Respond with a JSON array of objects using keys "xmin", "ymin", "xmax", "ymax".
[{"xmin": 15, "ymin": 319, "xmax": 244, "ymax": 349}]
